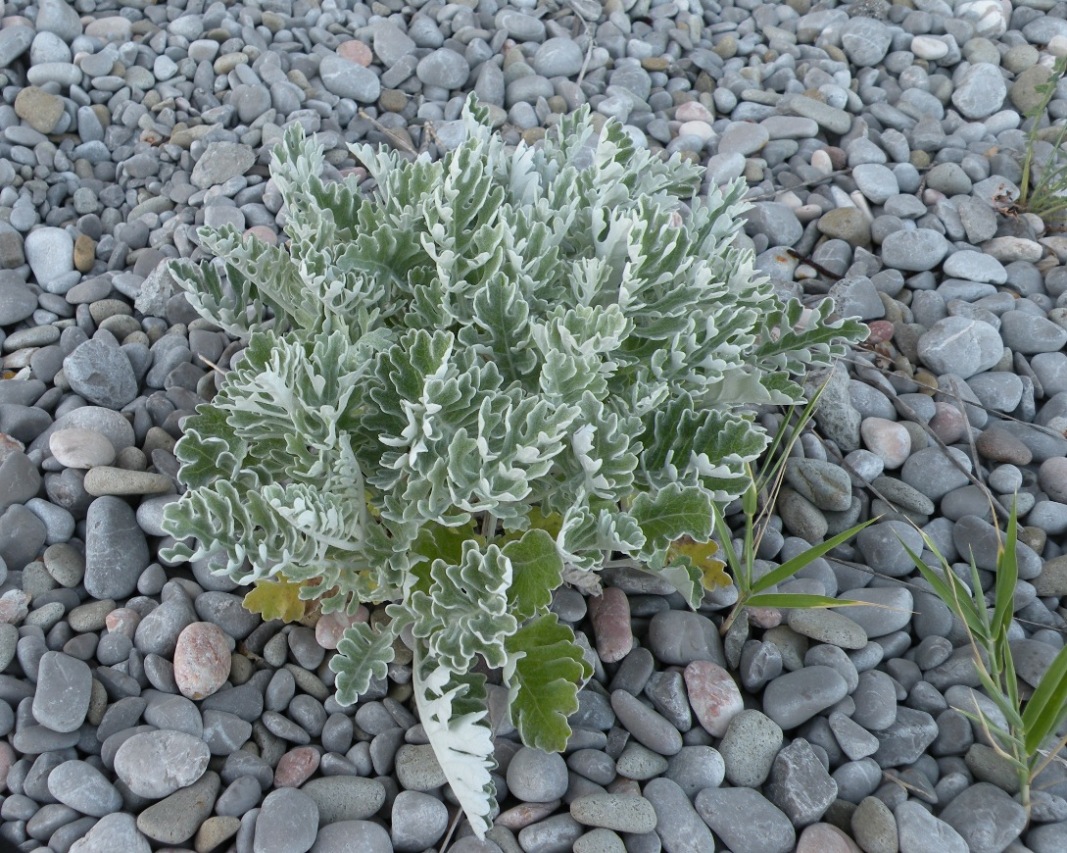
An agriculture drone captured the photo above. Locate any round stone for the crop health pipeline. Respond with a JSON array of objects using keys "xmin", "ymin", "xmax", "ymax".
[
  {"xmin": 880, "ymin": 229, "xmax": 950, "ymax": 272},
  {"xmin": 507, "ymin": 747, "xmax": 569, "ymax": 802},
  {"xmin": 253, "ymin": 788, "xmax": 319, "ymax": 853},
  {"xmin": 917, "ymin": 316, "xmax": 1003, "ymax": 379},
  {"xmin": 173, "ymin": 621, "xmax": 232, "ymax": 700}
]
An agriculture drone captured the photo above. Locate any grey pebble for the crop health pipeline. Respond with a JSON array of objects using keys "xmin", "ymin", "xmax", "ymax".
[
  {"xmin": 762, "ymin": 666, "xmax": 848, "ymax": 731},
  {"xmin": 254, "ymin": 787, "xmax": 318, "ymax": 853},
  {"xmin": 312, "ymin": 821, "xmax": 392, "ymax": 853},
  {"xmin": 83, "ymin": 496, "xmax": 150, "ymax": 600},
  {"xmin": 895, "ymin": 800, "xmax": 967, "ymax": 853},
  {"xmin": 32, "ymin": 651, "xmax": 91, "ymax": 733},
  {"xmin": 694, "ymin": 787, "xmax": 795, "ymax": 853},
  {"xmin": 507, "ymin": 746, "xmax": 569, "ymax": 802},
  {"xmin": 46, "ymin": 759, "xmax": 123, "ymax": 817},
  {"xmin": 719, "ymin": 709, "xmax": 784, "ymax": 788},
  {"xmin": 63, "ymin": 340, "xmax": 138, "ymax": 409},
  {"xmin": 113, "ymin": 729, "xmax": 210, "ymax": 798},
  {"xmin": 610, "ymin": 690, "xmax": 682, "ymax": 756}
]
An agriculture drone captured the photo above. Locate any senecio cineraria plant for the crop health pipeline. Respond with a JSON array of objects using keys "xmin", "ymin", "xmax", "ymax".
[{"xmin": 160, "ymin": 95, "xmax": 865, "ymax": 835}]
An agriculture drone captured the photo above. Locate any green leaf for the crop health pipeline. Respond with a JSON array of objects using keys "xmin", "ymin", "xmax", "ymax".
[
  {"xmin": 503, "ymin": 613, "xmax": 592, "ymax": 752},
  {"xmin": 410, "ymin": 542, "xmax": 519, "ymax": 672},
  {"xmin": 330, "ymin": 621, "xmax": 397, "ymax": 703},
  {"xmin": 746, "ymin": 593, "xmax": 866, "ymax": 610},
  {"xmin": 749, "ymin": 517, "xmax": 878, "ymax": 595},
  {"xmin": 991, "ymin": 501, "xmax": 1020, "ymax": 643},
  {"xmin": 632, "ymin": 483, "xmax": 714, "ymax": 551},
  {"xmin": 503, "ymin": 529, "xmax": 564, "ymax": 622},
  {"xmin": 1022, "ymin": 643, "xmax": 1067, "ymax": 755}
]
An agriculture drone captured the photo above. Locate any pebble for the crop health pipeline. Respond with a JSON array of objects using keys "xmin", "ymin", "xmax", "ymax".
[
  {"xmin": 683, "ymin": 660, "xmax": 743, "ymax": 737},
  {"xmin": 253, "ymin": 787, "xmax": 319, "ymax": 853},
  {"xmin": 507, "ymin": 747, "xmax": 569, "ymax": 802},
  {"xmin": 113, "ymin": 729, "xmax": 210, "ymax": 798},
  {"xmin": 68, "ymin": 812, "xmax": 151, "ymax": 853},
  {"xmin": 173, "ymin": 621, "xmax": 231, "ymax": 700},
  {"xmin": 695, "ymin": 787, "xmax": 796, "ymax": 853},
  {"xmin": 610, "ymin": 690, "xmax": 682, "ymax": 756},
  {"xmin": 136, "ymin": 770, "xmax": 220, "ymax": 845},
  {"xmin": 32, "ymin": 651, "xmax": 91, "ymax": 733},
  {"xmin": 46, "ymin": 759, "xmax": 123, "ymax": 816},
  {"xmin": 762, "ymin": 667, "xmax": 849, "ymax": 730},
  {"xmin": 719, "ymin": 710, "xmax": 784, "ymax": 787},
  {"xmin": 570, "ymin": 793, "xmax": 657, "ymax": 834}
]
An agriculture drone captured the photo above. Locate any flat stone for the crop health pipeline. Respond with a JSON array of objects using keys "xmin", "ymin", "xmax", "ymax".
[
  {"xmin": 684, "ymin": 660, "xmax": 743, "ymax": 737},
  {"xmin": 695, "ymin": 787, "xmax": 796, "ymax": 853},
  {"xmin": 64, "ymin": 340, "xmax": 138, "ymax": 408},
  {"xmin": 84, "ymin": 496, "xmax": 150, "ymax": 599},
  {"xmin": 570, "ymin": 793, "xmax": 657, "ymax": 834},
  {"xmin": 917, "ymin": 316, "xmax": 1003, "ymax": 379},
  {"xmin": 190, "ymin": 142, "xmax": 256, "ymax": 189},
  {"xmin": 719, "ymin": 709, "xmax": 785, "ymax": 787},
  {"xmin": 881, "ymin": 229, "xmax": 950, "ymax": 272},
  {"xmin": 47, "ymin": 759, "xmax": 123, "ymax": 817},
  {"xmin": 32, "ymin": 651, "xmax": 91, "ymax": 733},
  {"xmin": 68, "ymin": 812, "xmax": 151, "ymax": 853},
  {"xmin": 137, "ymin": 770, "xmax": 220, "ymax": 844},
  {"xmin": 254, "ymin": 787, "xmax": 318, "ymax": 853},
  {"xmin": 113, "ymin": 729, "xmax": 211, "ymax": 798},
  {"xmin": 762, "ymin": 667, "xmax": 849, "ymax": 730},
  {"xmin": 895, "ymin": 800, "xmax": 967, "ymax": 853},
  {"xmin": 786, "ymin": 609, "xmax": 868, "ymax": 650},
  {"xmin": 319, "ymin": 54, "xmax": 380, "ymax": 102}
]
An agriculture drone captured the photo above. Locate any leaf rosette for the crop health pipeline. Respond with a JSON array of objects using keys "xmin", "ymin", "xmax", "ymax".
[{"xmin": 161, "ymin": 95, "xmax": 865, "ymax": 835}]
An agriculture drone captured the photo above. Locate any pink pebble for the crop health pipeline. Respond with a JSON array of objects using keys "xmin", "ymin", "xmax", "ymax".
[
  {"xmin": 244, "ymin": 225, "xmax": 278, "ymax": 246},
  {"xmin": 684, "ymin": 660, "xmax": 744, "ymax": 737},
  {"xmin": 588, "ymin": 587, "xmax": 633, "ymax": 663},
  {"xmin": 105, "ymin": 607, "xmax": 141, "ymax": 639},
  {"xmin": 676, "ymin": 101, "xmax": 713, "ymax": 123},
  {"xmin": 173, "ymin": 622, "xmax": 232, "ymax": 700},
  {"xmin": 496, "ymin": 800, "xmax": 560, "ymax": 830},
  {"xmin": 337, "ymin": 39, "xmax": 373, "ymax": 66},
  {"xmin": 796, "ymin": 823, "xmax": 863, "ymax": 853},
  {"xmin": 865, "ymin": 320, "xmax": 894, "ymax": 344},
  {"xmin": 929, "ymin": 401, "xmax": 967, "ymax": 445},
  {"xmin": 747, "ymin": 607, "xmax": 783, "ymax": 629},
  {"xmin": 860, "ymin": 417, "xmax": 911, "ymax": 470},
  {"xmin": 274, "ymin": 746, "xmax": 321, "ymax": 788},
  {"xmin": 314, "ymin": 605, "xmax": 369, "ymax": 650}
]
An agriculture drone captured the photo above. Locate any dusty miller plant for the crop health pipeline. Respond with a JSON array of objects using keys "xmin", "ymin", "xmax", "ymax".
[{"xmin": 160, "ymin": 95, "xmax": 865, "ymax": 835}]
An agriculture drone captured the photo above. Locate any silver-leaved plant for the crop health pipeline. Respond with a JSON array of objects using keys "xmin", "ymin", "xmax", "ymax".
[{"xmin": 160, "ymin": 95, "xmax": 865, "ymax": 836}]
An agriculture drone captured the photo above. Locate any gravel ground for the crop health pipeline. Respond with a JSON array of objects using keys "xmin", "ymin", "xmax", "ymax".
[{"xmin": 3, "ymin": 0, "xmax": 1067, "ymax": 851}]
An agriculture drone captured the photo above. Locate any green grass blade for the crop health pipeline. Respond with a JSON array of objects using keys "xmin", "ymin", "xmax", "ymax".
[
  {"xmin": 991, "ymin": 502, "xmax": 1019, "ymax": 643},
  {"xmin": 745, "ymin": 593, "xmax": 864, "ymax": 610},
  {"xmin": 899, "ymin": 538, "xmax": 986, "ymax": 636},
  {"xmin": 1022, "ymin": 643, "xmax": 1067, "ymax": 755},
  {"xmin": 749, "ymin": 518, "xmax": 878, "ymax": 595}
]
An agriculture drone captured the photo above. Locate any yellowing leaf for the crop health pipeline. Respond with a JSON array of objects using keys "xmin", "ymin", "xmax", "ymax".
[
  {"xmin": 669, "ymin": 536, "xmax": 729, "ymax": 590},
  {"xmin": 243, "ymin": 576, "xmax": 307, "ymax": 623}
]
